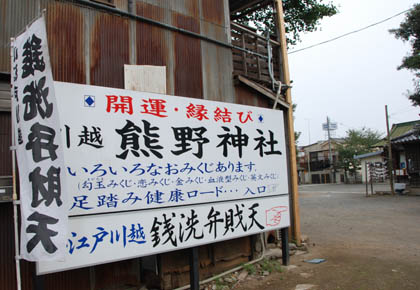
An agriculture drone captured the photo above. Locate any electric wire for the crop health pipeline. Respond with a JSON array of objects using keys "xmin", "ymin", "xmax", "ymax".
[{"xmin": 288, "ymin": 8, "xmax": 412, "ymax": 55}]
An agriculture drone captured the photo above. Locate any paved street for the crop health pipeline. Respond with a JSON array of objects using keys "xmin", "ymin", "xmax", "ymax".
[{"xmin": 236, "ymin": 183, "xmax": 420, "ymax": 290}]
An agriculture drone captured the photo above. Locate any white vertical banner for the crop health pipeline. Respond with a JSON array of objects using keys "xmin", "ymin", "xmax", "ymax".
[{"xmin": 11, "ymin": 15, "xmax": 67, "ymax": 261}]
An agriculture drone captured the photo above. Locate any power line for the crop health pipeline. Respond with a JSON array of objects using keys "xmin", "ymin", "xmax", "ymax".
[{"xmin": 288, "ymin": 8, "xmax": 412, "ymax": 55}]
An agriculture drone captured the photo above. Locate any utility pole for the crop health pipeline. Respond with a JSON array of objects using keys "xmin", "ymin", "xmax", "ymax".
[
  {"xmin": 385, "ymin": 105, "xmax": 395, "ymax": 195},
  {"xmin": 275, "ymin": 0, "xmax": 301, "ymax": 245},
  {"xmin": 327, "ymin": 116, "xmax": 333, "ymax": 183}
]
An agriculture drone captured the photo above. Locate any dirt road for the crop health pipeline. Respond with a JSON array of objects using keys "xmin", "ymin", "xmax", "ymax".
[{"xmin": 235, "ymin": 183, "xmax": 420, "ymax": 290}]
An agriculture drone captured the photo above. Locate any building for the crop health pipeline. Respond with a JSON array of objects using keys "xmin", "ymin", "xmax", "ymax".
[
  {"xmin": 0, "ymin": 1, "xmax": 299, "ymax": 289},
  {"xmin": 355, "ymin": 120, "xmax": 420, "ymax": 188},
  {"xmin": 390, "ymin": 121, "xmax": 420, "ymax": 189},
  {"xmin": 298, "ymin": 139, "xmax": 344, "ymax": 184},
  {"xmin": 354, "ymin": 150, "xmax": 385, "ymax": 184}
]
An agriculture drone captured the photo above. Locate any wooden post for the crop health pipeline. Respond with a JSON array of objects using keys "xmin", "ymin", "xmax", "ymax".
[
  {"xmin": 385, "ymin": 105, "xmax": 395, "ymax": 195},
  {"xmin": 274, "ymin": 0, "xmax": 301, "ymax": 245},
  {"xmin": 370, "ymin": 171, "xmax": 374, "ymax": 195},
  {"xmin": 241, "ymin": 33, "xmax": 248, "ymax": 76}
]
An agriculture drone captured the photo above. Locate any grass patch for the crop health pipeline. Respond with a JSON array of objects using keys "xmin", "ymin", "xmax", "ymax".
[
  {"xmin": 260, "ymin": 258, "xmax": 283, "ymax": 273},
  {"xmin": 242, "ymin": 263, "xmax": 257, "ymax": 275}
]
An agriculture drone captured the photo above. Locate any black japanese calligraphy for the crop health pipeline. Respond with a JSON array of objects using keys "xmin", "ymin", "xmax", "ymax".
[
  {"xmin": 29, "ymin": 166, "xmax": 62, "ymax": 207},
  {"xmin": 23, "ymin": 76, "xmax": 52, "ymax": 121},
  {"xmin": 78, "ymin": 126, "xmax": 104, "ymax": 148},
  {"xmin": 26, "ymin": 211, "xmax": 58, "ymax": 254},
  {"xmin": 171, "ymin": 127, "xmax": 209, "ymax": 158},
  {"xmin": 217, "ymin": 126, "xmax": 249, "ymax": 158},
  {"xmin": 25, "ymin": 122, "xmax": 58, "ymax": 162},
  {"xmin": 254, "ymin": 129, "xmax": 282, "ymax": 157},
  {"xmin": 22, "ymin": 34, "xmax": 45, "ymax": 78}
]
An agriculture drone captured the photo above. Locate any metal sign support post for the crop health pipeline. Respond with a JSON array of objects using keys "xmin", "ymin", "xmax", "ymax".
[
  {"xmin": 10, "ymin": 36, "xmax": 22, "ymax": 290},
  {"xmin": 189, "ymin": 247, "xmax": 200, "ymax": 290},
  {"xmin": 281, "ymin": 228, "xmax": 290, "ymax": 266}
]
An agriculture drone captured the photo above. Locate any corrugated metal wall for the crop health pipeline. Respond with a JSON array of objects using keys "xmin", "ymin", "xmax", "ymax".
[{"xmin": 0, "ymin": 112, "xmax": 11, "ymax": 176}]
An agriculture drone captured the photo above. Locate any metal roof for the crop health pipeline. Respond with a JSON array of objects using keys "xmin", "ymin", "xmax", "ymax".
[
  {"xmin": 374, "ymin": 120, "xmax": 420, "ymax": 147},
  {"xmin": 354, "ymin": 150, "xmax": 383, "ymax": 160},
  {"xmin": 391, "ymin": 129, "xmax": 420, "ymax": 144}
]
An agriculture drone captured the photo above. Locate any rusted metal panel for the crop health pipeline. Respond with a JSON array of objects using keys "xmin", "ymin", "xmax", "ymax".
[
  {"xmin": 136, "ymin": 2, "xmax": 166, "ymax": 66},
  {"xmin": 201, "ymin": 41, "xmax": 235, "ymax": 103},
  {"xmin": 235, "ymin": 83, "xmax": 258, "ymax": 106},
  {"xmin": 90, "ymin": 12, "xmax": 130, "ymax": 89},
  {"xmin": 0, "ymin": 202, "xmax": 35, "ymax": 290},
  {"xmin": 46, "ymin": 2, "xmax": 86, "ymax": 84},
  {"xmin": 44, "ymin": 268, "xmax": 91, "ymax": 290},
  {"xmin": 94, "ymin": 259, "xmax": 140, "ymax": 290},
  {"xmin": 170, "ymin": 0, "xmax": 199, "ymax": 18},
  {"xmin": 113, "ymin": 0, "xmax": 128, "ymax": 11},
  {"xmin": 173, "ymin": 13, "xmax": 203, "ymax": 99},
  {"xmin": 0, "ymin": 203, "xmax": 16, "ymax": 290},
  {"xmin": 0, "ymin": 0, "xmax": 41, "ymax": 73},
  {"xmin": 136, "ymin": 2, "xmax": 173, "ymax": 93},
  {"xmin": 201, "ymin": 0, "xmax": 224, "ymax": 25},
  {"xmin": 0, "ymin": 112, "xmax": 11, "ymax": 176}
]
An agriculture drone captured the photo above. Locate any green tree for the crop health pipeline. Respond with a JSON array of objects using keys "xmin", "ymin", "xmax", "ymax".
[
  {"xmin": 390, "ymin": 4, "xmax": 420, "ymax": 106},
  {"xmin": 337, "ymin": 128, "xmax": 382, "ymax": 182},
  {"xmin": 235, "ymin": 0, "xmax": 338, "ymax": 46}
]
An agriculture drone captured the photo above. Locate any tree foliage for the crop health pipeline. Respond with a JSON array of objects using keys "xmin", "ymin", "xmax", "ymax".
[
  {"xmin": 336, "ymin": 128, "xmax": 382, "ymax": 175},
  {"xmin": 390, "ymin": 4, "xmax": 420, "ymax": 106},
  {"xmin": 235, "ymin": 0, "xmax": 338, "ymax": 46}
]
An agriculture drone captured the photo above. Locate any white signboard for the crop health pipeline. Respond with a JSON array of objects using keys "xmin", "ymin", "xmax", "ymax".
[
  {"xmin": 36, "ymin": 81, "xmax": 290, "ymax": 274},
  {"xmin": 322, "ymin": 122, "xmax": 337, "ymax": 131},
  {"xmin": 54, "ymin": 82, "xmax": 289, "ymax": 216},
  {"xmin": 38, "ymin": 195, "xmax": 290, "ymax": 274},
  {"xmin": 11, "ymin": 16, "xmax": 68, "ymax": 261}
]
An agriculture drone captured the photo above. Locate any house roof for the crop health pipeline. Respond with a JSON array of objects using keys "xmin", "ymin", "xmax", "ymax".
[
  {"xmin": 374, "ymin": 119, "xmax": 420, "ymax": 147},
  {"xmin": 299, "ymin": 138, "xmax": 344, "ymax": 150}
]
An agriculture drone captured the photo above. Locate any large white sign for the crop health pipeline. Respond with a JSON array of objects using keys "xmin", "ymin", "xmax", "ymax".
[
  {"xmin": 35, "ymin": 81, "xmax": 290, "ymax": 273},
  {"xmin": 11, "ymin": 16, "xmax": 67, "ymax": 261},
  {"xmin": 38, "ymin": 195, "xmax": 290, "ymax": 274},
  {"xmin": 54, "ymin": 82, "xmax": 289, "ymax": 216}
]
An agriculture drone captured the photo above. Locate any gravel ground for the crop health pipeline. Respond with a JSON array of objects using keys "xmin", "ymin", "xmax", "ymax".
[{"xmin": 233, "ymin": 183, "xmax": 420, "ymax": 290}]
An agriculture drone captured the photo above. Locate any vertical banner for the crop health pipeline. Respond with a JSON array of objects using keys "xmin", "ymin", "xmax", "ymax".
[{"xmin": 11, "ymin": 15, "xmax": 67, "ymax": 261}]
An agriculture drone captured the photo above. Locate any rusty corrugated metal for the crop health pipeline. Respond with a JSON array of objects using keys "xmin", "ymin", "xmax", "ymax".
[
  {"xmin": 0, "ymin": 203, "xmax": 16, "ymax": 290},
  {"xmin": 44, "ymin": 268, "xmax": 91, "ymax": 290},
  {"xmin": 170, "ymin": 0, "xmax": 199, "ymax": 18},
  {"xmin": 136, "ymin": 2, "xmax": 171, "ymax": 92},
  {"xmin": 201, "ymin": 0, "xmax": 224, "ymax": 25},
  {"xmin": 94, "ymin": 259, "xmax": 140, "ymax": 290},
  {"xmin": 136, "ymin": 2, "xmax": 166, "ymax": 66},
  {"xmin": 173, "ymin": 13, "xmax": 203, "ymax": 99},
  {"xmin": 0, "ymin": 0, "xmax": 40, "ymax": 73},
  {"xmin": 90, "ymin": 11, "xmax": 130, "ymax": 89},
  {"xmin": 113, "ymin": 0, "xmax": 128, "ymax": 11},
  {"xmin": 0, "ymin": 112, "xmax": 12, "ymax": 176},
  {"xmin": 46, "ymin": 2, "xmax": 86, "ymax": 84}
]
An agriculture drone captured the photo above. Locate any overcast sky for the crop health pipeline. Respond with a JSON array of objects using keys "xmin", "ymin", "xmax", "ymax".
[{"xmin": 288, "ymin": 0, "xmax": 420, "ymax": 146}]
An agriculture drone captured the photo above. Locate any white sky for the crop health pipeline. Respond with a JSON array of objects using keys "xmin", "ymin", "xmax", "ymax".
[{"xmin": 288, "ymin": 0, "xmax": 420, "ymax": 146}]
